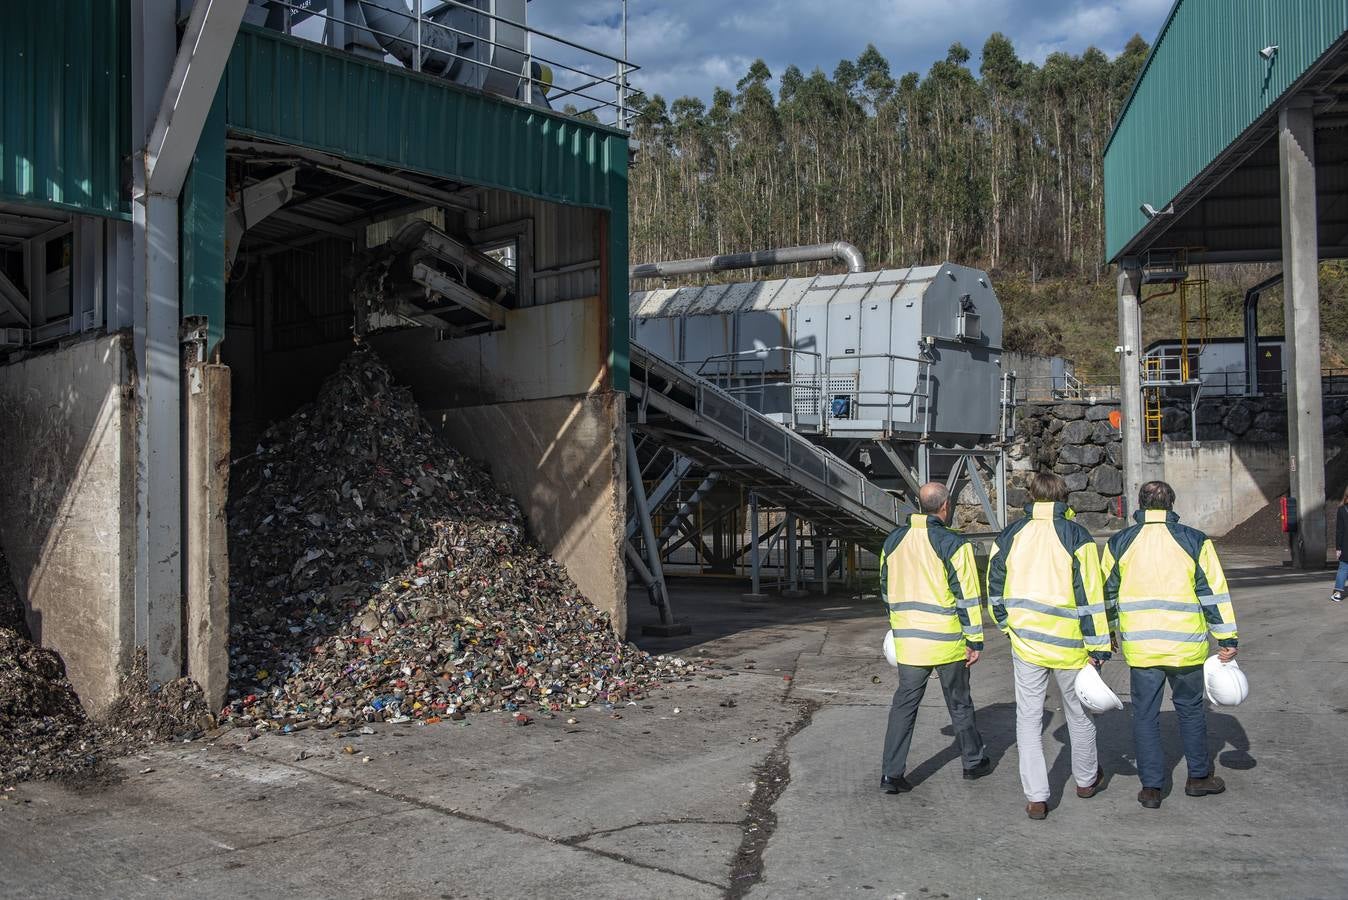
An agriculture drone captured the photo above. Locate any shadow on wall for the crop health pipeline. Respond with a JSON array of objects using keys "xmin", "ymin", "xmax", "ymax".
[{"xmin": 0, "ymin": 333, "xmax": 135, "ymax": 712}]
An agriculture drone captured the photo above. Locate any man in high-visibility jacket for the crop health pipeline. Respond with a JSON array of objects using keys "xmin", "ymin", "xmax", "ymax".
[
  {"xmin": 987, "ymin": 472, "xmax": 1109, "ymax": 820},
  {"xmin": 878, "ymin": 482, "xmax": 991, "ymax": 794},
  {"xmin": 1102, "ymin": 480, "xmax": 1239, "ymax": 810}
]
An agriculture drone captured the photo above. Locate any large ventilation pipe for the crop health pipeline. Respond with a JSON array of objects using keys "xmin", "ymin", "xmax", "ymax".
[
  {"xmin": 1243, "ymin": 272, "xmax": 1282, "ymax": 396},
  {"xmin": 358, "ymin": 0, "xmax": 462, "ymax": 76},
  {"xmin": 630, "ymin": 241, "xmax": 866, "ymax": 280}
]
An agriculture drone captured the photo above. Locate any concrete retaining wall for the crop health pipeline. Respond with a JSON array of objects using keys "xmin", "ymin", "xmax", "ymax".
[
  {"xmin": 372, "ymin": 295, "xmax": 627, "ymax": 633},
  {"xmin": 1145, "ymin": 441, "xmax": 1288, "ymax": 536},
  {"xmin": 0, "ymin": 333, "xmax": 135, "ymax": 712}
]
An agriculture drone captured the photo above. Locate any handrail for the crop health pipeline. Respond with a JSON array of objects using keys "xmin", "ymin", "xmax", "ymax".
[
  {"xmin": 261, "ymin": 0, "xmax": 641, "ymax": 128},
  {"xmin": 819, "ymin": 352, "xmax": 930, "ymax": 436}
]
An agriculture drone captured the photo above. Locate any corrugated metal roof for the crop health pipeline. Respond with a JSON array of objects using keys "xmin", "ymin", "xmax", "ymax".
[
  {"xmin": 1104, "ymin": 0, "xmax": 1348, "ymax": 261},
  {"xmin": 0, "ymin": 0, "xmax": 129, "ymax": 219},
  {"xmin": 629, "ymin": 267, "xmax": 944, "ymax": 319}
]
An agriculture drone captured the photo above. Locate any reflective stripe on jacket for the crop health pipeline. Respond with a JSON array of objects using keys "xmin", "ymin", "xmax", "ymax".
[
  {"xmin": 878, "ymin": 513, "xmax": 983, "ymax": 667},
  {"xmin": 986, "ymin": 501, "xmax": 1109, "ymax": 669},
  {"xmin": 1101, "ymin": 509, "xmax": 1238, "ymax": 668}
]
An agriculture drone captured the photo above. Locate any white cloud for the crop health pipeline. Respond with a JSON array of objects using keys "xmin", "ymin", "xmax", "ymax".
[{"xmin": 526, "ymin": 0, "xmax": 1172, "ymax": 107}]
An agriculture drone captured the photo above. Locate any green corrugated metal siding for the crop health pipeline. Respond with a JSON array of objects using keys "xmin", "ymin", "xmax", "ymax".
[
  {"xmin": 1104, "ymin": 0, "xmax": 1348, "ymax": 261},
  {"xmin": 182, "ymin": 89, "xmax": 227, "ymax": 355},
  {"xmin": 0, "ymin": 0, "xmax": 129, "ymax": 218},
  {"xmin": 223, "ymin": 25, "xmax": 630, "ymax": 389}
]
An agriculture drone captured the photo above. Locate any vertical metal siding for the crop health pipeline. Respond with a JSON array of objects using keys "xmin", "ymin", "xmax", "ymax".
[
  {"xmin": 224, "ymin": 24, "xmax": 630, "ymax": 389},
  {"xmin": 0, "ymin": 0, "xmax": 130, "ymax": 218},
  {"xmin": 1104, "ymin": 0, "xmax": 1348, "ymax": 260}
]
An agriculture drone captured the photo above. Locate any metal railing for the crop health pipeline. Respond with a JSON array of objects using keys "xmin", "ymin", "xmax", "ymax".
[
  {"xmin": 686, "ymin": 347, "xmax": 823, "ymax": 432},
  {"xmin": 261, "ymin": 0, "xmax": 641, "ymax": 128},
  {"xmin": 819, "ymin": 352, "xmax": 932, "ymax": 437},
  {"xmin": 1012, "ymin": 373, "xmax": 1121, "ymax": 403}
]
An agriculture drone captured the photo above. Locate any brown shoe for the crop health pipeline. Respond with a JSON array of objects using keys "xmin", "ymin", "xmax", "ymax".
[
  {"xmin": 1076, "ymin": 766, "xmax": 1105, "ymax": 799},
  {"xmin": 1026, "ymin": 801, "xmax": 1048, "ymax": 820},
  {"xmin": 1138, "ymin": 787, "xmax": 1162, "ymax": 809},
  {"xmin": 1185, "ymin": 775, "xmax": 1226, "ymax": 797}
]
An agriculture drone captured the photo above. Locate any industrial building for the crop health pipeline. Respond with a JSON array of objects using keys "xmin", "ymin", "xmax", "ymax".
[
  {"xmin": 0, "ymin": 0, "xmax": 634, "ymax": 711},
  {"xmin": 0, "ymin": 1, "xmax": 1011, "ymax": 713},
  {"xmin": 1105, "ymin": 0, "xmax": 1348, "ymax": 568}
]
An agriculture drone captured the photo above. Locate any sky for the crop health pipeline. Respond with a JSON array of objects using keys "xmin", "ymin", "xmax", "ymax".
[{"xmin": 527, "ymin": 0, "xmax": 1174, "ymax": 110}]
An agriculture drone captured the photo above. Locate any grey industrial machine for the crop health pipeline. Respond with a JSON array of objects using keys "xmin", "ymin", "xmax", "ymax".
[{"xmin": 630, "ymin": 264, "xmax": 1007, "ymax": 502}]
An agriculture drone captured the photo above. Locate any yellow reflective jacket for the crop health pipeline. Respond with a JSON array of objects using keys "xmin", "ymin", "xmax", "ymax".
[
  {"xmin": 1101, "ymin": 509, "xmax": 1238, "ymax": 668},
  {"xmin": 986, "ymin": 502, "xmax": 1109, "ymax": 669},
  {"xmin": 878, "ymin": 513, "xmax": 983, "ymax": 667}
]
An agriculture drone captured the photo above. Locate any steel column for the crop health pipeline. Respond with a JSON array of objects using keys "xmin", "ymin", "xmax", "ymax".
[{"xmin": 626, "ymin": 428, "xmax": 676, "ymax": 625}]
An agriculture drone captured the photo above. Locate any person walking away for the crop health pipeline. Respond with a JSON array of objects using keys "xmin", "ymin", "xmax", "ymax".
[
  {"xmin": 987, "ymin": 472, "xmax": 1110, "ymax": 820},
  {"xmin": 878, "ymin": 482, "xmax": 991, "ymax": 794},
  {"xmin": 1102, "ymin": 480, "xmax": 1239, "ymax": 809},
  {"xmin": 1333, "ymin": 487, "xmax": 1347, "ymax": 602}
]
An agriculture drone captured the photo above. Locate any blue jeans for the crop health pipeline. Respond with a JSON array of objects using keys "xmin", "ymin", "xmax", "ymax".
[
  {"xmin": 1130, "ymin": 665, "xmax": 1209, "ymax": 788},
  {"xmin": 1335, "ymin": 560, "xmax": 1348, "ymax": 591}
]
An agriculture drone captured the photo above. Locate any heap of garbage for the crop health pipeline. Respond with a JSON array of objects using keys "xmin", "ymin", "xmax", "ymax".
[{"xmin": 224, "ymin": 346, "xmax": 692, "ymax": 730}]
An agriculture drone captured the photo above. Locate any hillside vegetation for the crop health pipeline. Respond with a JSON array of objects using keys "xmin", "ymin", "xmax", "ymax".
[{"xmin": 622, "ymin": 33, "xmax": 1348, "ymax": 375}]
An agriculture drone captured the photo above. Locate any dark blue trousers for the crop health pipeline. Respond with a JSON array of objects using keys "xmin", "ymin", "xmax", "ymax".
[{"xmin": 1130, "ymin": 664, "xmax": 1209, "ymax": 788}]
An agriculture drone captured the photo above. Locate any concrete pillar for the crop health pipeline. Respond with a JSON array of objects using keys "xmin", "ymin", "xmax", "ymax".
[
  {"xmin": 1116, "ymin": 258, "xmax": 1145, "ymax": 515},
  {"xmin": 185, "ymin": 362, "xmax": 231, "ymax": 711},
  {"xmin": 1279, "ymin": 100, "xmax": 1327, "ymax": 568}
]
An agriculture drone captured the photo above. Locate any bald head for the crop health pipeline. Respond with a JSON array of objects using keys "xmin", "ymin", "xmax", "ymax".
[{"xmin": 918, "ymin": 482, "xmax": 950, "ymax": 516}]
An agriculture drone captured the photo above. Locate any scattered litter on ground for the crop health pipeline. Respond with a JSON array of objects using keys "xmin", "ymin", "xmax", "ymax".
[{"xmin": 224, "ymin": 346, "xmax": 696, "ymax": 733}]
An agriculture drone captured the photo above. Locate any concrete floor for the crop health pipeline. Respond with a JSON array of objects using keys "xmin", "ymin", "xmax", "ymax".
[{"xmin": 2, "ymin": 547, "xmax": 1346, "ymax": 899}]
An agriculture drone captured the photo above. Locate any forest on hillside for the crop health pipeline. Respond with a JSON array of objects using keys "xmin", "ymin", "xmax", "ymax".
[{"xmin": 621, "ymin": 33, "xmax": 1151, "ymax": 279}]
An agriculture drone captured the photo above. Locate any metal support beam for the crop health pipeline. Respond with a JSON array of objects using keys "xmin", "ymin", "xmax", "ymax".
[
  {"xmin": 748, "ymin": 493, "xmax": 762, "ymax": 597},
  {"xmin": 1117, "ymin": 259, "xmax": 1145, "ymax": 515},
  {"xmin": 146, "ymin": 0, "xmax": 249, "ymax": 196},
  {"xmin": 626, "ymin": 428, "xmax": 678, "ymax": 626},
  {"xmin": 1280, "ymin": 101, "xmax": 1328, "ymax": 568}
]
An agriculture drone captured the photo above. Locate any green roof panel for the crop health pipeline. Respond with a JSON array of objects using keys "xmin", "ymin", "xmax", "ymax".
[{"xmin": 1104, "ymin": 0, "xmax": 1348, "ymax": 261}]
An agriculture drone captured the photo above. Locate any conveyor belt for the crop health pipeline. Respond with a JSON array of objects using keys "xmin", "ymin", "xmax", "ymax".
[{"xmin": 629, "ymin": 342, "xmax": 907, "ymax": 547}]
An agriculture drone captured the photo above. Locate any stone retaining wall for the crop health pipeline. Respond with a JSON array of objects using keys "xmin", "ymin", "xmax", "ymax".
[{"xmin": 1006, "ymin": 403, "xmax": 1126, "ymax": 531}]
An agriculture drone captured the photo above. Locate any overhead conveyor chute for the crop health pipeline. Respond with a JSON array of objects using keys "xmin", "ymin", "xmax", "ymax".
[{"xmin": 354, "ymin": 220, "xmax": 517, "ymax": 337}]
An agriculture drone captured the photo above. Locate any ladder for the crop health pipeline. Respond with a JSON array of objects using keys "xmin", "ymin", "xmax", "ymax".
[{"xmin": 1143, "ymin": 357, "xmax": 1163, "ymax": 443}]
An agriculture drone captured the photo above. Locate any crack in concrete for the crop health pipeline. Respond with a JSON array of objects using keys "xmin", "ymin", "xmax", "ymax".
[
  {"xmin": 258, "ymin": 753, "xmax": 728, "ymax": 891},
  {"xmin": 562, "ymin": 817, "xmax": 740, "ymax": 845},
  {"xmin": 724, "ymin": 683, "xmax": 820, "ymax": 899}
]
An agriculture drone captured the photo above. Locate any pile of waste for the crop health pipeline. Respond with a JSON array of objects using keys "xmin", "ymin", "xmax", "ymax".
[
  {"xmin": 0, "ymin": 626, "xmax": 98, "ymax": 785},
  {"xmin": 0, "ymin": 543, "xmax": 214, "ymax": 787},
  {"xmin": 225, "ymin": 346, "xmax": 693, "ymax": 730}
]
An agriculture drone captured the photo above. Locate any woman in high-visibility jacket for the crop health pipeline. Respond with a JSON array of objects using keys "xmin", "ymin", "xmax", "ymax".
[
  {"xmin": 877, "ymin": 483, "xmax": 990, "ymax": 794},
  {"xmin": 1102, "ymin": 480, "xmax": 1238, "ymax": 810},
  {"xmin": 986, "ymin": 473, "xmax": 1109, "ymax": 820}
]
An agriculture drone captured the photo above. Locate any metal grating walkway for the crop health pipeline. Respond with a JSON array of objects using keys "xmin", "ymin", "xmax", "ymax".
[{"xmin": 628, "ymin": 343, "xmax": 906, "ymax": 547}]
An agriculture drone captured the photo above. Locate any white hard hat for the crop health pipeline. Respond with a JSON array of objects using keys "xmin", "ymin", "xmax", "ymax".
[
  {"xmin": 1074, "ymin": 662, "xmax": 1123, "ymax": 713},
  {"xmin": 1204, "ymin": 655, "xmax": 1249, "ymax": 706},
  {"xmin": 882, "ymin": 629, "xmax": 898, "ymax": 667}
]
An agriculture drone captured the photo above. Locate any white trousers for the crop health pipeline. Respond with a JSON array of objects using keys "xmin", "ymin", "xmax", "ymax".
[{"xmin": 1012, "ymin": 653, "xmax": 1099, "ymax": 802}]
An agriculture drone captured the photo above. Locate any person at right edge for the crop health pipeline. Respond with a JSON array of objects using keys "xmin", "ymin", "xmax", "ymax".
[
  {"xmin": 987, "ymin": 472, "xmax": 1110, "ymax": 821},
  {"xmin": 1102, "ymin": 480, "xmax": 1239, "ymax": 810},
  {"xmin": 1332, "ymin": 485, "xmax": 1347, "ymax": 602},
  {"xmin": 878, "ymin": 482, "xmax": 991, "ymax": 795}
]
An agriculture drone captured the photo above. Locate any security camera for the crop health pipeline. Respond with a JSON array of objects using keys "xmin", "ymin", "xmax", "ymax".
[{"xmin": 1260, "ymin": 45, "xmax": 1279, "ymax": 60}]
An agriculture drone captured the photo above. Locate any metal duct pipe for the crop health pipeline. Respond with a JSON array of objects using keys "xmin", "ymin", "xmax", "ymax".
[
  {"xmin": 630, "ymin": 241, "xmax": 866, "ymax": 280},
  {"xmin": 1243, "ymin": 272, "xmax": 1282, "ymax": 396},
  {"xmin": 358, "ymin": 0, "xmax": 460, "ymax": 73}
]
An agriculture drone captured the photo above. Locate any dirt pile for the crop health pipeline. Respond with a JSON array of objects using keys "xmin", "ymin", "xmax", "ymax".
[{"xmin": 224, "ymin": 346, "xmax": 692, "ymax": 730}]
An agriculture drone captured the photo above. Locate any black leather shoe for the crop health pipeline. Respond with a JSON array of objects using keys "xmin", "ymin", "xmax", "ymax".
[
  {"xmin": 1185, "ymin": 775, "xmax": 1226, "ymax": 797},
  {"xmin": 1138, "ymin": 787, "xmax": 1162, "ymax": 809},
  {"xmin": 881, "ymin": 775, "xmax": 913, "ymax": 794},
  {"xmin": 962, "ymin": 757, "xmax": 993, "ymax": 780}
]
